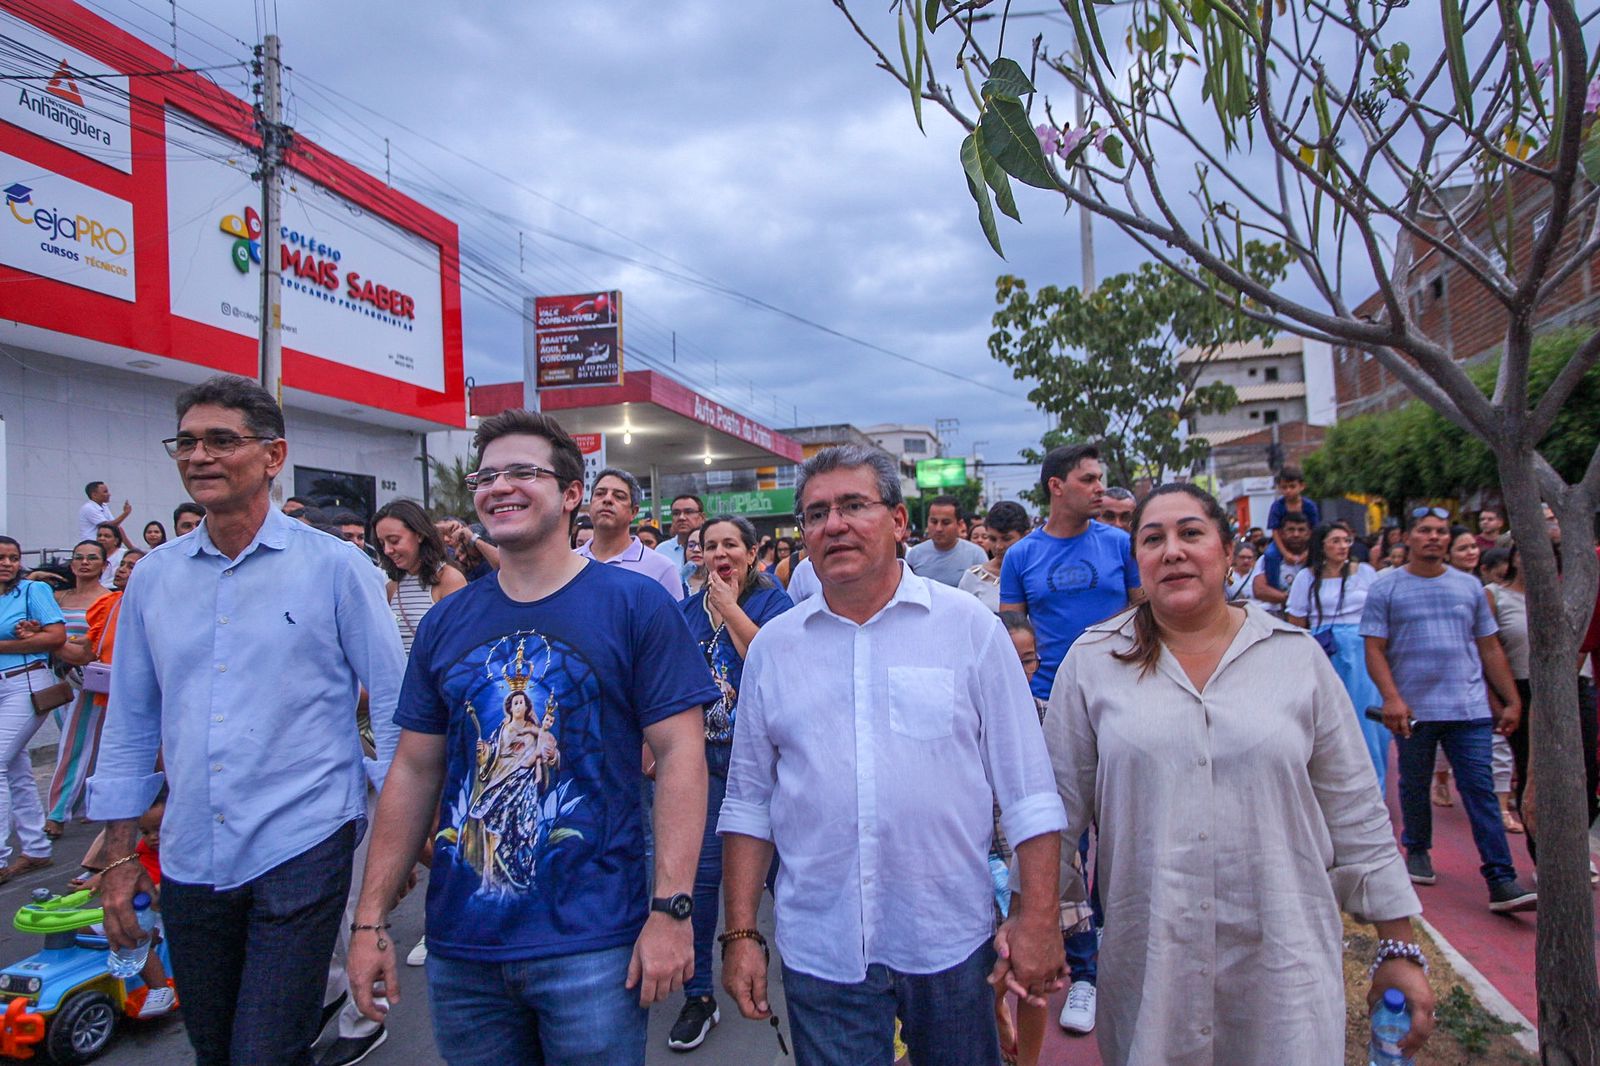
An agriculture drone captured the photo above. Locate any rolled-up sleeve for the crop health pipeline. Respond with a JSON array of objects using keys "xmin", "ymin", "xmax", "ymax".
[
  {"xmin": 717, "ymin": 642, "xmax": 776, "ymax": 841},
  {"xmin": 86, "ymin": 573, "xmax": 165, "ymax": 820},
  {"xmin": 976, "ymin": 624, "xmax": 1067, "ymax": 848},
  {"xmin": 1307, "ymin": 649, "xmax": 1420, "ymax": 922}
]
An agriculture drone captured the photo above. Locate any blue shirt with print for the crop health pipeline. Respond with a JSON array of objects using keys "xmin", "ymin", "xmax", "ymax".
[
  {"xmin": 1000, "ymin": 522, "xmax": 1141, "ymax": 700},
  {"xmin": 681, "ymin": 582, "xmax": 793, "ymax": 744},
  {"xmin": 396, "ymin": 561, "xmax": 720, "ymax": 962}
]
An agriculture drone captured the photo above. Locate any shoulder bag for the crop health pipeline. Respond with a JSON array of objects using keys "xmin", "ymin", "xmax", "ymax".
[
  {"xmin": 21, "ymin": 583, "xmax": 73, "ymax": 714},
  {"xmin": 80, "ymin": 597, "xmax": 120, "ymax": 695}
]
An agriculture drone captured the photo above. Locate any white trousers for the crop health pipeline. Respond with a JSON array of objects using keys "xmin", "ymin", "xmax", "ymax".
[{"xmin": 0, "ymin": 672, "xmax": 53, "ymax": 866}]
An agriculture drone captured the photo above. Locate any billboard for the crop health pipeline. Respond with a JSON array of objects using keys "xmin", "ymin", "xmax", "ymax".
[
  {"xmin": 166, "ymin": 116, "xmax": 447, "ymax": 392},
  {"xmin": 572, "ymin": 432, "xmax": 606, "ymax": 485},
  {"xmin": 0, "ymin": 152, "xmax": 133, "ymax": 300},
  {"xmin": 0, "ymin": 12, "xmax": 131, "ymax": 172},
  {"xmin": 534, "ymin": 291, "xmax": 622, "ymax": 387},
  {"xmin": 915, "ymin": 457, "xmax": 967, "ymax": 489}
]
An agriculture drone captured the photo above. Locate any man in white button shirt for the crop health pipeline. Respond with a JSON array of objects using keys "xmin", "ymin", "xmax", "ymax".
[
  {"xmin": 78, "ymin": 480, "xmax": 131, "ymax": 543},
  {"xmin": 718, "ymin": 445, "xmax": 1068, "ymax": 1066}
]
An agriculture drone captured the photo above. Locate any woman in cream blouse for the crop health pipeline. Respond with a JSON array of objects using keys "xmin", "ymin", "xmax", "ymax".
[{"xmin": 1042, "ymin": 483, "xmax": 1434, "ymax": 1064}]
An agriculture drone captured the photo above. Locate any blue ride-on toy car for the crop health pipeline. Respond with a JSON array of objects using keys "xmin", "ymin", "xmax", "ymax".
[{"xmin": 0, "ymin": 888, "xmax": 173, "ymax": 1063}]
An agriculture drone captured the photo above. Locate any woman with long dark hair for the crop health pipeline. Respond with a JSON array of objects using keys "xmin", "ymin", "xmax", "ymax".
[
  {"xmin": 0, "ymin": 536, "xmax": 63, "ymax": 881},
  {"xmin": 374, "ymin": 500, "xmax": 467, "ymax": 657},
  {"xmin": 1042, "ymin": 484, "xmax": 1431, "ymax": 1063},
  {"xmin": 669, "ymin": 515, "xmax": 793, "ymax": 1052},
  {"xmin": 142, "ymin": 521, "xmax": 168, "ymax": 549},
  {"xmin": 1285, "ymin": 522, "xmax": 1387, "ymax": 794}
]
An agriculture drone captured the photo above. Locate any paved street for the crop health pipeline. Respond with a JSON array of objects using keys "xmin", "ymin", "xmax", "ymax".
[{"xmin": 0, "ymin": 766, "xmax": 791, "ymax": 1066}]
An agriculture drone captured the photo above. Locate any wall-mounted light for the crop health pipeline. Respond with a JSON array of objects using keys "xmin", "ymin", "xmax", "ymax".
[
  {"xmin": 703, "ymin": 454, "xmax": 713, "ymax": 466},
  {"xmin": 623, "ymin": 430, "xmax": 633, "ymax": 445}
]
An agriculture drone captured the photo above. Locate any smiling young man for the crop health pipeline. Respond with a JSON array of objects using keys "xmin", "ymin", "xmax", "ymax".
[
  {"xmin": 87, "ymin": 374, "xmax": 407, "ymax": 1066},
  {"xmin": 718, "ymin": 445, "xmax": 1066, "ymax": 1066},
  {"xmin": 346, "ymin": 409, "xmax": 715, "ymax": 1066},
  {"xmin": 906, "ymin": 495, "xmax": 988, "ymax": 587},
  {"xmin": 1362, "ymin": 507, "xmax": 1535, "ymax": 913},
  {"xmin": 579, "ymin": 467, "xmax": 685, "ymax": 601}
]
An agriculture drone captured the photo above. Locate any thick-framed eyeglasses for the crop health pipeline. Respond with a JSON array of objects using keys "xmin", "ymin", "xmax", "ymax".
[
  {"xmin": 464, "ymin": 463, "xmax": 557, "ymax": 491},
  {"xmin": 670, "ymin": 506, "xmax": 702, "ymax": 518},
  {"xmin": 1409, "ymin": 506, "xmax": 1450, "ymax": 522},
  {"xmin": 162, "ymin": 432, "xmax": 276, "ymax": 459},
  {"xmin": 795, "ymin": 498, "xmax": 888, "ymax": 530},
  {"xmin": 70, "ymin": 554, "xmax": 103, "ymax": 563}
]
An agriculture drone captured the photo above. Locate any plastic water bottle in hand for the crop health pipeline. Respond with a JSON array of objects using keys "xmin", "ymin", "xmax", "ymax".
[
  {"xmin": 1368, "ymin": 988, "xmax": 1414, "ymax": 1066},
  {"xmin": 106, "ymin": 892, "xmax": 157, "ymax": 978}
]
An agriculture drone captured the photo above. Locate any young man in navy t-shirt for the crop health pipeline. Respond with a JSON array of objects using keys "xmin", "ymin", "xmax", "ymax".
[
  {"xmin": 347, "ymin": 410, "xmax": 717, "ymax": 1066},
  {"xmin": 998, "ymin": 442, "xmax": 1141, "ymax": 1036}
]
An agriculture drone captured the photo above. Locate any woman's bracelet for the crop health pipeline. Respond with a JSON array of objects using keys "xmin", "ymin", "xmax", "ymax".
[
  {"xmin": 99, "ymin": 852, "xmax": 141, "ymax": 875},
  {"xmin": 718, "ymin": 928, "xmax": 769, "ymax": 963},
  {"xmin": 1369, "ymin": 938, "xmax": 1428, "ymax": 979}
]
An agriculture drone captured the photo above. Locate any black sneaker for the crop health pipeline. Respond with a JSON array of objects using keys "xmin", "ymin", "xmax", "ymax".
[
  {"xmin": 1488, "ymin": 879, "xmax": 1537, "ymax": 913},
  {"xmin": 1406, "ymin": 852, "xmax": 1436, "ymax": 885},
  {"xmin": 667, "ymin": 996, "xmax": 720, "ymax": 1052},
  {"xmin": 316, "ymin": 1028, "xmax": 388, "ymax": 1066},
  {"xmin": 317, "ymin": 991, "xmax": 347, "ymax": 1036}
]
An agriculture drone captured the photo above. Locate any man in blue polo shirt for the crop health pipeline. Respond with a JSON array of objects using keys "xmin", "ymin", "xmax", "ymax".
[
  {"xmin": 999, "ymin": 442, "xmax": 1141, "ymax": 1036},
  {"xmin": 579, "ymin": 467, "xmax": 685, "ymax": 601},
  {"xmin": 347, "ymin": 410, "xmax": 716, "ymax": 1066}
]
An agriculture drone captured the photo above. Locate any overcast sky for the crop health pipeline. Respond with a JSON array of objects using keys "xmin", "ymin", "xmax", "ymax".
[{"xmin": 81, "ymin": 1, "xmax": 1231, "ymax": 501}]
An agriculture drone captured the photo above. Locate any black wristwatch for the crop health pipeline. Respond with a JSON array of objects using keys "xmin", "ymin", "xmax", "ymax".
[{"xmin": 651, "ymin": 893, "xmax": 694, "ymax": 920}]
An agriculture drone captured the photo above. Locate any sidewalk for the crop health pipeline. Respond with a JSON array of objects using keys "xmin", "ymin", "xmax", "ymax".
[{"xmin": 1389, "ymin": 758, "xmax": 1600, "ymax": 1033}]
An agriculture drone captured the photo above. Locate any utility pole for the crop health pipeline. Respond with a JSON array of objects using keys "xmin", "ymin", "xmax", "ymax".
[
  {"xmin": 1073, "ymin": 54, "xmax": 1096, "ymax": 295},
  {"xmin": 254, "ymin": 35, "xmax": 288, "ymax": 405}
]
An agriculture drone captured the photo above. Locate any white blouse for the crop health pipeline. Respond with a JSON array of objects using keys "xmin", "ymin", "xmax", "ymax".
[
  {"xmin": 1286, "ymin": 563, "xmax": 1376, "ymax": 627},
  {"xmin": 1044, "ymin": 605, "xmax": 1419, "ymax": 1065}
]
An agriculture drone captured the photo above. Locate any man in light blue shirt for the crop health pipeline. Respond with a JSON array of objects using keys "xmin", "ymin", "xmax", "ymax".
[
  {"xmin": 655, "ymin": 493, "xmax": 705, "ymax": 570},
  {"xmin": 88, "ymin": 374, "xmax": 405, "ymax": 1066}
]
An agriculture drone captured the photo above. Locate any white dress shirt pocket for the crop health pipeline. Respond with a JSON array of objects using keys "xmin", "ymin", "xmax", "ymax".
[{"xmin": 887, "ymin": 666, "xmax": 955, "ymax": 740}]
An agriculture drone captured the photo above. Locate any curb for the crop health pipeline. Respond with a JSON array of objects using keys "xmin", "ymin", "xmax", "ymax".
[{"xmin": 1418, "ymin": 914, "xmax": 1539, "ymax": 1055}]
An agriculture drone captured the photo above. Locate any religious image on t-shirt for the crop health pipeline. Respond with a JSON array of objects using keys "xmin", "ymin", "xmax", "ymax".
[{"xmin": 435, "ymin": 631, "xmax": 600, "ymax": 900}]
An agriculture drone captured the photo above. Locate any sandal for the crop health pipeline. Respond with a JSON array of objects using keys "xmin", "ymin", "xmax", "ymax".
[
  {"xmin": 67, "ymin": 866, "xmax": 104, "ymax": 890},
  {"xmin": 43, "ymin": 821, "xmax": 63, "ymax": 840},
  {"xmin": 1502, "ymin": 809, "xmax": 1525, "ymax": 834},
  {"xmin": 1431, "ymin": 774, "xmax": 1454, "ymax": 807}
]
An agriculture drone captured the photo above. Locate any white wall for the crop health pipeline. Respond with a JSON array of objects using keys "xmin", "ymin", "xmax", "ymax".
[
  {"xmin": 1302, "ymin": 339, "xmax": 1337, "ymax": 425},
  {"xmin": 0, "ymin": 345, "xmax": 427, "ymax": 553}
]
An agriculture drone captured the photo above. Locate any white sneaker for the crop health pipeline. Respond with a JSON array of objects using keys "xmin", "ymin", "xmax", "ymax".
[
  {"xmin": 1059, "ymin": 980, "xmax": 1097, "ymax": 1034},
  {"xmin": 406, "ymin": 936, "xmax": 428, "ymax": 967},
  {"xmin": 137, "ymin": 984, "xmax": 176, "ymax": 1019}
]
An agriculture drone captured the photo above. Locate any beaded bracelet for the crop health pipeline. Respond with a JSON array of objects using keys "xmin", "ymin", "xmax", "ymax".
[
  {"xmin": 718, "ymin": 928, "xmax": 769, "ymax": 964},
  {"xmin": 1369, "ymin": 938, "xmax": 1428, "ymax": 979}
]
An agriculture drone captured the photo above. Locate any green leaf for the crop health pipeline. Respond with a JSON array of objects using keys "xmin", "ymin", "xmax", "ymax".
[
  {"xmin": 912, "ymin": 0, "xmax": 926, "ymax": 130},
  {"xmin": 1103, "ymin": 134, "xmax": 1125, "ymax": 168},
  {"xmin": 980, "ymin": 96, "xmax": 1060, "ymax": 189},
  {"xmin": 1441, "ymin": 0, "xmax": 1475, "ymax": 124},
  {"xmin": 974, "ymin": 128, "xmax": 1022, "ymax": 221},
  {"xmin": 1582, "ymin": 123, "xmax": 1600, "ymax": 186},
  {"xmin": 960, "ymin": 133, "xmax": 1006, "ymax": 256},
  {"xmin": 1159, "ymin": 0, "xmax": 1197, "ymax": 49},
  {"xmin": 925, "ymin": 0, "xmax": 941, "ymax": 32},
  {"xmin": 897, "ymin": 8, "xmax": 923, "ymax": 132},
  {"xmin": 983, "ymin": 57, "xmax": 1037, "ymax": 101},
  {"xmin": 1073, "ymin": 0, "xmax": 1114, "ymax": 72}
]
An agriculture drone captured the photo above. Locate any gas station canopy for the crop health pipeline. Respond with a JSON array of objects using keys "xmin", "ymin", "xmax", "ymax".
[{"xmin": 470, "ymin": 371, "xmax": 804, "ymax": 475}]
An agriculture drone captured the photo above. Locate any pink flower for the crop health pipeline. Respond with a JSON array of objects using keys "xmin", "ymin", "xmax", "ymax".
[
  {"xmin": 1057, "ymin": 127, "xmax": 1089, "ymax": 159},
  {"xmin": 1036, "ymin": 124, "xmax": 1062, "ymax": 156},
  {"xmin": 1093, "ymin": 127, "xmax": 1109, "ymax": 151},
  {"xmin": 1587, "ymin": 75, "xmax": 1600, "ymax": 115}
]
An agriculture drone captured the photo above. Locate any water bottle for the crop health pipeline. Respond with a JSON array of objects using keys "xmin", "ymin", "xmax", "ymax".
[
  {"xmin": 1368, "ymin": 988, "xmax": 1414, "ymax": 1066},
  {"xmin": 106, "ymin": 892, "xmax": 157, "ymax": 978}
]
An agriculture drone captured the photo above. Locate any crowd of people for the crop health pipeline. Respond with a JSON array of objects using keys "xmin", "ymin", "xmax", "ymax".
[{"xmin": 0, "ymin": 372, "xmax": 1591, "ymax": 1066}]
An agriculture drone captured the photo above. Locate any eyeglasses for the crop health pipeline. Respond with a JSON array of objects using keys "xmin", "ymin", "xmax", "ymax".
[
  {"xmin": 1409, "ymin": 507, "xmax": 1450, "ymax": 521},
  {"xmin": 70, "ymin": 554, "xmax": 102, "ymax": 562},
  {"xmin": 163, "ymin": 431, "xmax": 276, "ymax": 459},
  {"xmin": 464, "ymin": 463, "xmax": 557, "ymax": 490},
  {"xmin": 670, "ymin": 506, "xmax": 702, "ymax": 517},
  {"xmin": 796, "ymin": 498, "xmax": 888, "ymax": 530}
]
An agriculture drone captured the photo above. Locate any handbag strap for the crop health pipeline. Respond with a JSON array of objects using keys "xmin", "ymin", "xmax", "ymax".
[{"xmin": 391, "ymin": 578, "xmax": 415, "ymax": 640}]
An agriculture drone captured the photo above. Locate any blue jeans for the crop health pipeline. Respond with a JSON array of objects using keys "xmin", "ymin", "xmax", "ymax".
[
  {"xmin": 1064, "ymin": 829, "xmax": 1100, "ymax": 985},
  {"xmin": 425, "ymin": 944, "xmax": 645, "ymax": 1066},
  {"xmin": 161, "ymin": 821, "xmax": 356, "ymax": 1066},
  {"xmin": 688, "ymin": 742, "xmax": 730, "ymax": 997},
  {"xmin": 782, "ymin": 941, "xmax": 1001, "ymax": 1066},
  {"xmin": 1397, "ymin": 719, "xmax": 1518, "ymax": 887}
]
